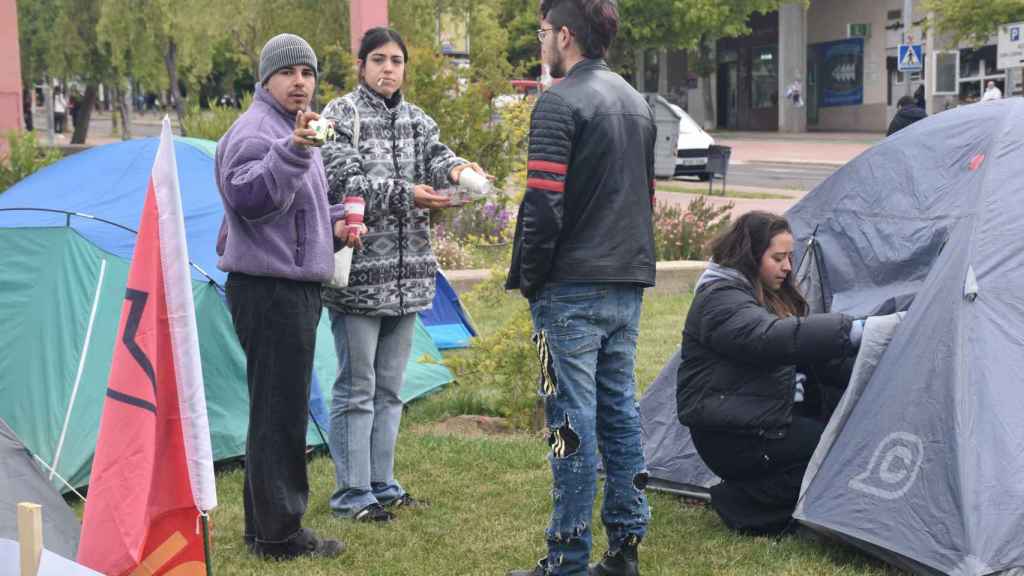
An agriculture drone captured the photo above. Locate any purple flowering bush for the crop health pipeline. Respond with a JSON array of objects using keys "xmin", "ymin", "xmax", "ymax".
[{"xmin": 431, "ymin": 201, "xmax": 516, "ymax": 270}]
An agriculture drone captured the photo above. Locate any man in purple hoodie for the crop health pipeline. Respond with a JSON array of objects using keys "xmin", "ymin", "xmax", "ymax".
[{"xmin": 215, "ymin": 33, "xmax": 347, "ymax": 560}]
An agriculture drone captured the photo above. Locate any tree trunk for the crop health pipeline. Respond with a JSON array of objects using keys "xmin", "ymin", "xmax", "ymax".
[
  {"xmin": 658, "ymin": 48, "xmax": 669, "ymax": 95},
  {"xmin": 635, "ymin": 49, "xmax": 645, "ymax": 92},
  {"xmin": 699, "ymin": 36, "xmax": 716, "ymax": 131},
  {"xmin": 164, "ymin": 38, "xmax": 188, "ymax": 136},
  {"xmin": 702, "ymin": 72, "xmax": 715, "ymax": 130},
  {"xmin": 71, "ymin": 84, "xmax": 98, "ymax": 145},
  {"xmin": 114, "ymin": 85, "xmax": 132, "ymax": 140},
  {"xmin": 110, "ymin": 88, "xmax": 119, "ymax": 133}
]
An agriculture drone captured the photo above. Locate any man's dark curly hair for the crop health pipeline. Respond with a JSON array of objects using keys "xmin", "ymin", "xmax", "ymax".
[{"xmin": 539, "ymin": 0, "xmax": 619, "ymax": 59}]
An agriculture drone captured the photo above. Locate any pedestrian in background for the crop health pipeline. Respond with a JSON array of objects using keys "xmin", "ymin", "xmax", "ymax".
[
  {"xmin": 981, "ymin": 80, "xmax": 1003, "ymax": 102},
  {"xmin": 886, "ymin": 95, "xmax": 927, "ymax": 136},
  {"xmin": 53, "ymin": 88, "xmax": 67, "ymax": 134}
]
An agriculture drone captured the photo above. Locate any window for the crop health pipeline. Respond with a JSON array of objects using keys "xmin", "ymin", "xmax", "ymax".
[
  {"xmin": 934, "ymin": 51, "xmax": 958, "ymax": 95},
  {"xmin": 751, "ymin": 46, "xmax": 778, "ymax": 109},
  {"xmin": 956, "ymin": 45, "xmax": 1004, "ymax": 103}
]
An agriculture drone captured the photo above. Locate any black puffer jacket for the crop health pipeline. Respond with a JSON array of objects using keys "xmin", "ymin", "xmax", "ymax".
[
  {"xmin": 886, "ymin": 105, "xmax": 927, "ymax": 136},
  {"xmin": 505, "ymin": 59, "xmax": 657, "ymax": 299},
  {"xmin": 676, "ymin": 273, "xmax": 855, "ymax": 438}
]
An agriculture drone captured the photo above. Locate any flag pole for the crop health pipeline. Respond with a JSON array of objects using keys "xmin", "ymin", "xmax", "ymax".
[{"xmin": 201, "ymin": 511, "xmax": 213, "ymax": 576}]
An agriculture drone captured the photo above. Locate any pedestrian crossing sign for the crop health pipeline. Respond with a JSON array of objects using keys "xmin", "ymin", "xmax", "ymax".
[{"xmin": 898, "ymin": 44, "xmax": 924, "ymax": 72}]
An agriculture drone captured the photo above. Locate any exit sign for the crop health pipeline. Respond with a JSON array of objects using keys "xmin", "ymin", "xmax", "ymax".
[{"xmin": 848, "ymin": 23, "xmax": 871, "ymax": 38}]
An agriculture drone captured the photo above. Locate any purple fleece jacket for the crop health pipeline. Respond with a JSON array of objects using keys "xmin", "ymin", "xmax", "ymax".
[{"xmin": 215, "ymin": 85, "xmax": 344, "ymax": 282}]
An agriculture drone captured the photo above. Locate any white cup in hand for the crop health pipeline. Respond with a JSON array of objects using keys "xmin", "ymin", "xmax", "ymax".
[{"xmin": 458, "ymin": 167, "xmax": 492, "ymax": 198}]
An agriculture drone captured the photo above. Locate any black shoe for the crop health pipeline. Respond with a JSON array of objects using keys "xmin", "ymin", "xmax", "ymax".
[
  {"xmin": 507, "ymin": 557, "xmax": 548, "ymax": 576},
  {"xmin": 353, "ymin": 502, "xmax": 394, "ymax": 523},
  {"xmin": 386, "ymin": 493, "xmax": 429, "ymax": 509},
  {"xmin": 589, "ymin": 543, "xmax": 639, "ymax": 576},
  {"xmin": 250, "ymin": 528, "xmax": 345, "ymax": 560}
]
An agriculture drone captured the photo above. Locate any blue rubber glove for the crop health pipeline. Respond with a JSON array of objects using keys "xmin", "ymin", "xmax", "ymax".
[{"xmin": 849, "ymin": 318, "xmax": 865, "ymax": 348}]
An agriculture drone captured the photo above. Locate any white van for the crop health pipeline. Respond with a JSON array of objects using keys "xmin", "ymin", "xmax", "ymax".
[{"xmin": 667, "ymin": 103, "xmax": 715, "ymax": 180}]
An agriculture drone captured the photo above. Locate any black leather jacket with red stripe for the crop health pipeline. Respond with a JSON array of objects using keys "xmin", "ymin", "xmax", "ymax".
[{"xmin": 506, "ymin": 59, "xmax": 657, "ymax": 299}]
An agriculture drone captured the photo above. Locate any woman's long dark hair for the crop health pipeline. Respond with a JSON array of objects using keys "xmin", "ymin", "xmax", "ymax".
[
  {"xmin": 709, "ymin": 211, "xmax": 808, "ymax": 318},
  {"xmin": 357, "ymin": 27, "xmax": 409, "ymax": 85}
]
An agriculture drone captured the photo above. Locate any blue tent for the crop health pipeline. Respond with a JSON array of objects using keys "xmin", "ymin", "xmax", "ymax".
[
  {"xmin": 0, "ymin": 137, "xmax": 454, "ymax": 490},
  {"xmin": 420, "ymin": 270, "xmax": 477, "ymax": 349}
]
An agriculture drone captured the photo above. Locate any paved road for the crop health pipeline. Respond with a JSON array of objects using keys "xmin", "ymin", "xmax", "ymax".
[{"xmin": 674, "ymin": 161, "xmax": 840, "ymax": 192}]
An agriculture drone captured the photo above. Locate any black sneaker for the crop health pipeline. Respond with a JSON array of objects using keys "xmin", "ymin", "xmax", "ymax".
[
  {"xmin": 353, "ymin": 502, "xmax": 394, "ymax": 523},
  {"xmin": 507, "ymin": 557, "xmax": 548, "ymax": 576},
  {"xmin": 251, "ymin": 528, "xmax": 345, "ymax": 560},
  {"xmin": 386, "ymin": 493, "xmax": 429, "ymax": 509},
  {"xmin": 589, "ymin": 542, "xmax": 639, "ymax": 576}
]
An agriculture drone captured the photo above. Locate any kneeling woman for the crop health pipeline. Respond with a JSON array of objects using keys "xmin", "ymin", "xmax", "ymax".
[{"xmin": 676, "ymin": 211, "xmax": 861, "ymax": 535}]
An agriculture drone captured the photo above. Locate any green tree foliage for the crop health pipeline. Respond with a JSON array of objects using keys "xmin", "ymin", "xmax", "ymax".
[
  {"xmin": 210, "ymin": 0, "xmax": 350, "ymax": 82},
  {"xmin": 390, "ymin": 0, "xmax": 443, "ymax": 48},
  {"xmin": 924, "ymin": 0, "xmax": 1024, "ymax": 46},
  {"xmin": 318, "ymin": 44, "xmax": 358, "ymax": 105},
  {"xmin": 498, "ymin": 0, "xmax": 541, "ymax": 75},
  {"xmin": 618, "ymin": 0, "xmax": 784, "ymax": 50},
  {"xmin": 98, "ymin": 0, "xmax": 220, "ymax": 135},
  {"xmin": 18, "ymin": 0, "xmax": 114, "ymax": 143},
  {"xmin": 16, "ymin": 0, "xmax": 56, "ymax": 88}
]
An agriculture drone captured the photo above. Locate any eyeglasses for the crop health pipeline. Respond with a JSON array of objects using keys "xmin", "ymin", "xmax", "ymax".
[{"xmin": 537, "ymin": 27, "xmax": 554, "ymax": 42}]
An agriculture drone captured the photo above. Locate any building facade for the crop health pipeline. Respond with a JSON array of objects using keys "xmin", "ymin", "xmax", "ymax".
[{"xmin": 669, "ymin": 0, "xmax": 1019, "ymax": 132}]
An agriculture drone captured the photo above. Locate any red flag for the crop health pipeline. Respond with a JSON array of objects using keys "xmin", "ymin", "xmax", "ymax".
[{"xmin": 79, "ymin": 118, "xmax": 217, "ymax": 576}]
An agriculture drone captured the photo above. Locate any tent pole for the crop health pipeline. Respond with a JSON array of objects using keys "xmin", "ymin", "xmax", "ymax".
[
  {"xmin": 201, "ymin": 512, "xmax": 213, "ymax": 576},
  {"xmin": 51, "ymin": 258, "xmax": 108, "ymax": 482}
]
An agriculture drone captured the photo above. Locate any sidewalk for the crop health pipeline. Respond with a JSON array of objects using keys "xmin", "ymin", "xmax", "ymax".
[
  {"xmin": 713, "ymin": 131, "xmax": 883, "ymax": 166},
  {"xmin": 30, "ymin": 110, "xmax": 179, "ymax": 149},
  {"xmin": 655, "ymin": 188, "xmax": 802, "ymax": 220}
]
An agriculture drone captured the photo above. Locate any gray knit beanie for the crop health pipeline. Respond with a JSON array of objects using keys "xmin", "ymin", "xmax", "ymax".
[{"xmin": 259, "ymin": 33, "xmax": 318, "ymax": 85}]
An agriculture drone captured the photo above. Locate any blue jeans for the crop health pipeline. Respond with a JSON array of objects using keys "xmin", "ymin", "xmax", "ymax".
[
  {"xmin": 327, "ymin": 311, "xmax": 415, "ymax": 516},
  {"xmin": 529, "ymin": 283, "xmax": 650, "ymax": 575}
]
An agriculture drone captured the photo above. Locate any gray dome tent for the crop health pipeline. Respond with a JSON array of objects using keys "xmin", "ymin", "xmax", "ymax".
[
  {"xmin": 0, "ymin": 418, "xmax": 82, "ymax": 563},
  {"xmin": 642, "ymin": 98, "xmax": 1024, "ymax": 575}
]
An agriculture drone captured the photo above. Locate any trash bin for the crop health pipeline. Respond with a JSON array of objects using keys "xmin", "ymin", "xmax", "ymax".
[
  {"xmin": 705, "ymin": 145, "xmax": 731, "ymax": 195},
  {"xmin": 642, "ymin": 93, "xmax": 682, "ymax": 179}
]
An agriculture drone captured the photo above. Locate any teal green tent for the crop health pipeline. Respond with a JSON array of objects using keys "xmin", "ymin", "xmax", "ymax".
[{"xmin": 0, "ymin": 137, "xmax": 453, "ymax": 492}]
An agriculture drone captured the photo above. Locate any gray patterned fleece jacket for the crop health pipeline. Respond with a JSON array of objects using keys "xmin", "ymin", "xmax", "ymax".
[{"xmin": 320, "ymin": 84, "xmax": 466, "ymax": 316}]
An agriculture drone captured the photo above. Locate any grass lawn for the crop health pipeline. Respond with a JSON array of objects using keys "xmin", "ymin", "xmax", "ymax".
[{"xmin": 200, "ymin": 287, "xmax": 904, "ymax": 575}]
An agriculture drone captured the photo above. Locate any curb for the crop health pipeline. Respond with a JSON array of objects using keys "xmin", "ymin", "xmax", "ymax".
[{"xmin": 734, "ymin": 159, "xmax": 849, "ymax": 168}]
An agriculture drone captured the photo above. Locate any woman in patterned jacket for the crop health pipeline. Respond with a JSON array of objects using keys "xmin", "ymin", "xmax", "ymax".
[{"xmin": 320, "ymin": 26, "xmax": 489, "ymax": 522}]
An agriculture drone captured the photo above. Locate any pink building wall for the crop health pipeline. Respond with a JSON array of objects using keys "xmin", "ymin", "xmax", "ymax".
[
  {"xmin": 0, "ymin": 0, "xmax": 24, "ymax": 155},
  {"xmin": 349, "ymin": 0, "xmax": 389, "ymax": 57}
]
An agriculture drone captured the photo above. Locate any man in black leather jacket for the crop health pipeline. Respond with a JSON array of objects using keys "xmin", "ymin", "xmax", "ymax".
[{"xmin": 506, "ymin": 2, "xmax": 655, "ymax": 575}]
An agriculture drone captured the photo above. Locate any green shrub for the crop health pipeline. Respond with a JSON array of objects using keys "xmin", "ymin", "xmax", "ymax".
[
  {"xmin": 181, "ymin": 92, "xmax": 252, "ymax": 142},
  {"xmin": 0, "ymin": 131, "xmax": 62, "ymax": 193},
  {"xmin": 403, "ymin": 45, "xmax": 531, "ymax": 189},
  {"xmin": 425, "ymin": 269, "xmax": 540, "ymax": 430},
  {"xmin": 653, "ymin": 194, "xmax": 733, "ymax": 261}
]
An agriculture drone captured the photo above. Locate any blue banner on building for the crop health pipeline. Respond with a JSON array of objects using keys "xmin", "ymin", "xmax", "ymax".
[{"xmin": 815, "ymin": 38, "xmax": 864, "ymax": 107}]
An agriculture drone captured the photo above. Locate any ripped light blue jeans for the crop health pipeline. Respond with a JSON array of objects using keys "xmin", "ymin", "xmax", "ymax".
[{"xmin": 529, "ymin": 282, "xmax": 650, "ymax": 576}]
